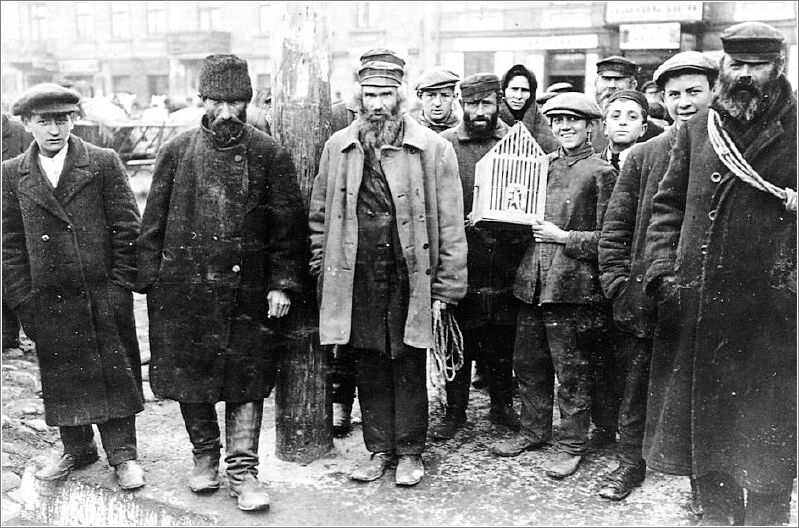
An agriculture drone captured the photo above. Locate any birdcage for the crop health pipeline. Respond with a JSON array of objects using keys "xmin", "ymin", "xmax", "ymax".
[{"xmin": 472, "ymin": 122, "xmax": 548, "ymax": 226}]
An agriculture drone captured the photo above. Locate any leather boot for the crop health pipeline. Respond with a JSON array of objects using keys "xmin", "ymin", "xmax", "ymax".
[
  {"xmin": 597, "ymin": 459, "xmax": 646, "ymax": 500},
  {"xmin": 189, "ymin": 453, "xmax": 221, "ymax": 493},
  {"xmin": 488, "ymin": 404, "xmax": 521, "ymax": 432},
  {"xmin": 180, "ymin": 402, "xmax": 222, "ymax": 493},
  {"xmin": 225, "ymin": 400, "xmax": 269, "ymax": 511}
]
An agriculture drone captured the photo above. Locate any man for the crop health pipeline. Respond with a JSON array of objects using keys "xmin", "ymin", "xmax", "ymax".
[
  {"xmin": 498, "ymin": 64, "xmax": 560, "ymax": 154},
  {"xmin": 597, "ymin": 51, "xmax": 718, "ymax": 502},
  {"xmin": 640, "ymin": 80, "xmax": 663, "ymax": 106},
  {"xmin": 644, "ymin": 22, "xmax": 796, "ymax": 525},
  {"xmin": 2, "ymin": 113, "xmax": 33, "ymax": 355},
  {"xmin": 431, "ymin": 73, "xmax": 523, "ymax": 440},
  {"xmin": 414, "ymin": 68, "xmax": 461, "ymax": 132},
  {"xmin": 309, "ymin": 58, "xmax": 467, "ymax": 486},
  {"xmin": 2, "ymin": 83, "xmax": 145, "ymax": 490},
  {"xmin": 137, "ymin": 54, "xmax": 306, "ymax": 512},
  {"xmin": 591, "ymin": 56, "xmax": 663, "ymax": 153},
  {"xmin": 598, "ymin": 90, "xmax": 649, "ymax": 171},
  {"xmin": 536, "ymin": 81, "xmax": 574, "ymax": 105}
]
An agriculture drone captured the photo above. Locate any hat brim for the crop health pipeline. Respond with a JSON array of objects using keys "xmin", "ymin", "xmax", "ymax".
[
  {"xmin": 726, "ymin": 52, "xmax": 781, "ymax": 63},
  {"xmin": 544, "ymin": 109, "xmax": 595, "ymax": 119},
  {"xmin": 17, "ymin": 102, "xmax": 80, "ymax": 116},
  {"xmin": 418, "ymin": 82, "xmax": 457, "ymax": 92},
  {"xmin": 360, "ymin": 76, "xmax": 402, "ymax": 88}
]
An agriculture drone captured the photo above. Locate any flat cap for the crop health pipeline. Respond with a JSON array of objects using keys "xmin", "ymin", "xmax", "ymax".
[
  {"xmin": 597, "ymin": 55, "xmax": 639, "ymax": 78},
  {"xmin": 459, "ymin": 72, "xmax": 501, "ymax": 102},
  {"xmin": 414, "ymin": 69, "xmax": 460, "ymax": 92},
  {"xmin": 653, "ymin": 51, "xmax": 719, "ymax": 88},
  {"xmin": 359, "ymin": 47, "xmax": 406, "ymax": 68},
  {"xmin": 542, "ymin": 92, "xmax": 602, "ymax": 120},
  {"xmin": 546, "ymin": 82, "xmax": 574, "ymax": 94},
  {"xmin": 604, "ymin": 89, "xmax": 649, "ymax": 116},
  {"xmin": 11, "ymin": 83, "xmax": 81, "ymax": 116},
  {"xmin": 358, "ymin": 60, "xmax": 404, "ymax": 87},
  {"xmin": 721, "ymin": 21, "xmax": 785, "ymax": 62}
]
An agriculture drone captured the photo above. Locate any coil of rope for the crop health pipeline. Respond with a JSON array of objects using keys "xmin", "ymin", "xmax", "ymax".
[{"xmin": 426, "ymin": 302, "xmax": 464, "ymax": 411}]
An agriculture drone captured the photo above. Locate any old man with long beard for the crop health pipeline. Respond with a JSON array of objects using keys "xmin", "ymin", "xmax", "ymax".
[
  {"xmin": 643, "ymin": 22, "xmax": 796, "ymax": 526},
  {"xmin": 309, "ymin": 58, "xmax": 467, "ymax": 487}
]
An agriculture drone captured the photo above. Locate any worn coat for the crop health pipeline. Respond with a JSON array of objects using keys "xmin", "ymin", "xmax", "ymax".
[
  {"xmin": 643, "ymin": 79, "xmax": 797, "ymax": 493},
  {"xmin": 2, "ymin": 114, "xmax": 32, "ymax": 161},
  {"xmin": 599, "ymin": 127, "xmax": 677, "ymax": 338},
  {"xmin": 416, "ymin": 111, "xmax": 460, "ymax": 134},
  {"xmin": 498, "ymin": 102, "xmax": 560, "ymax": 155},
  {"xmin": 440, "ymin": 119, "xmax": 528, "ymax": 327},
  {"xmin": 2, "ymin": 135, "xmax": 143, "ymax": 426},
  {"xmin": 309, "ymin": 115, "xmax": 468, "ymax": 348},
  {"xmin": 137, "ymin": 123, "xmax": 306, "ymax": 403},
  {"xmin": 514, "ymin": 144, "xmax": 616, "ymax": 307}
]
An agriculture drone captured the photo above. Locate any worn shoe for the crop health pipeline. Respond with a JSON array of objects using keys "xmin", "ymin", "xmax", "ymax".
[
  {"xmin": 350, "ymin": 452, "xmax": 396, "ymax": 482},
  {"xmin": 395, "ymin": 455, "xmax": 424, "ymax": 486},
  {"xmin": 490, "ymin": 434, "xmax": 545, "ymax": 457},
  {"xmin": 589, "ymin": 428, "xmax": 617, "ymax": 449},
  {"xmin": 115, "ymin": 460, "xmax": 145, "ymax": 490},
  {"xmin": 35, "ymin": 452, "xmax": 100, "ymax": 481},
  {"xmin": 429, "ymin": 414, "xmax": 466, "ymax": 440},
  {"xmin": 597, "ymin": 459, "xmax": 646, "ymax": 500},
  {"xmin": 188, "ymin": 454, "xmax": 221, "ymax": 493},
  {"xmin": 544, "ymin": 452, "xmax": 583, "ymax": 479},
  {"xmin": 229, "ymin": 474, "xmax": 270, "ymax": 511},
  {"xmin": 488, "ymin": 404, "xmax": 521, "ymax": 432},
  {"xmin": 332, "ymin": 403, "xmax": 353, "ymax": 438}
]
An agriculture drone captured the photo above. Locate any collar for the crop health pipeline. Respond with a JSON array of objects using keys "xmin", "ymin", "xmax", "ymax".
[
  {"xmin": 38, "ymin": 141, "xmax": 69, "ymax": 169},
  {"xmin": 20, "ymin": 134, "xmax": 89, "ymax": 176},
  {"xmin": 453, "ymin": 117, "xmax": 509, "ymax": 142},
  {"xmin": 556, "ymin": 142, "xmax": 595, "ymax": 166},
  {"xmin": 417, "ymin": 111, "xmax": 459, "ymax": 130},
  {"xmin": 341, "ymin": 114, "xmax": 429, "ymax": 152}
]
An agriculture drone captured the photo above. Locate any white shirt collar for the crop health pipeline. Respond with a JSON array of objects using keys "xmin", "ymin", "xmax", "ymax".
[{"xmin": 38, "ymin": 142, "xmax": 69, "ymax": 188}]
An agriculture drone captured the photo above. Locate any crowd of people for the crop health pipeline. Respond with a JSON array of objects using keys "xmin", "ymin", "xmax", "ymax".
[{"xmin": 1, "ymin": 19, "xmax": 795, "ymax": 525}]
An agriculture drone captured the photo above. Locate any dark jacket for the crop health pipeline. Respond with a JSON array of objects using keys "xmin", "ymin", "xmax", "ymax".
[
  {"xmin": 441, "ymin": 119, "xmax": 527, "ymax": 327},
  {"xmin": 598, "ymin": 126, "xmax": 676, "ymax": 338},
  {"xmin": 2, "ymin": 114, "xmax": 32, "ymax": 161},
  {"xmin": 514, "ymin": 143, "xmax": 616, "ymax": 306},
  {"xmin": 137, "ymin": 122, "xmax": 306, "ymax": 403},
  {"xmin": 642, "ymin": 78, "xmax": 797, "ymax": 493},
  {"xmin": 2, "ymin": 135, "xmax": 143, "ymax": 426}
]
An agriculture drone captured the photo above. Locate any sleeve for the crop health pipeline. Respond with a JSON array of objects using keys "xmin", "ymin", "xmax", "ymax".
[
  {"xmin": 103, "ymin": 150, "xmax": 141, "ymax": 291},
  {"xmin": 308, "ymin": 141, "xmax": 331, "ymax": 279},
  {"xmin": 431, "ymin": 141, "xmax": 468, "ymax": 304},
  {"xmin": 563, "ymin": 164, "xmax": 617, "ymax": 262},
  {"xmin": 1, "ymin": 161, "xmax": 32, "ymax": 309}
]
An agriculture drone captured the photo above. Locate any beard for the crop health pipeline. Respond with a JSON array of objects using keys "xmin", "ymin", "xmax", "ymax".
[
  {"xmin": 714, "ymin": 68, "xmax": 779, "ymax": 122},
  {"xmin": 357, "ymin": 103, "xmax": 403, "ymax": 150},
  {"xmin": 207, "ymin": 108, "xmax": 247, "ymax": 145},
  {"xmin": 463, "ymin": 111, "xmax": 498, "ymax": 137}
]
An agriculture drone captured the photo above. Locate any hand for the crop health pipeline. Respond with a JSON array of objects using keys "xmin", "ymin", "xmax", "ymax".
[
  {"xmin": 464, "ymin": 212, "xmax": 473, "ymax": 228},
  {"xmin": 432, "ymin": 299, "xmax": 448, "ymax": 316},
  {"xmin": 531, "ymin": 219, "xmax": 569, "ymax": 244},
  {"xmin": 656, "ymin": 275, "xmax": 678, "ymax": 301},
  {"xmin": 267, "ymin": 290, "xmax": 291, "ymax": 319}
]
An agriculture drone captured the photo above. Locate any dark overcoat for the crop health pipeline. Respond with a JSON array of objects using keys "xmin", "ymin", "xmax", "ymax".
[
  {"xmin": 2, "ymin": 135, "xmax": 143, "ymax": 426},
  {"xmin": 2, "ymin": 114, "xmax": 32, "ymax": 161},
  {"xmin": 599, "ymin": 126, "xmax": 677, "ymax": 337},
  {"xmin": 643, "ymin": 79, "xmax": 797, "ymax": 493},
  {"xmin": 137, "ymin": 123, "xmax": 306, "ymax": 403}
]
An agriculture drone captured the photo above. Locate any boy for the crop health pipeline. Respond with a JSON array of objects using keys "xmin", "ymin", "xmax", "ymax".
[{"xmin": 600, "ymin": 90, "xmax": 649, "ymax": 171}]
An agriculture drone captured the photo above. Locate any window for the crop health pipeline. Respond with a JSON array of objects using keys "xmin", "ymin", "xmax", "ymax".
[
  {"xmin": 113, "ymin": 75, "xmax": 134, "ymax": 94},
  {"xmin": 147, "ymin": 75, "xmax": 169, "ymax": 97},
  {"xmin": 111, "ymin": 2, "xmax": 130, "ymax": 39},
  {"xmin": 259, "ymin": 2, "xmax": 272, "ymax": 34},
  {"xmin": 198, "ymin": 1, "xmax": 219, "ymax": 31},
  {"xmin": 146, "ymin": 1, "xmax": 166, "ymax": 35},
  {"xmin": 29, "ymin": 3, "xmax": 48, "ymax": 41},
  {"xmin": 75, "ymin": 2, "xmax": 94, "ymax": 39}
]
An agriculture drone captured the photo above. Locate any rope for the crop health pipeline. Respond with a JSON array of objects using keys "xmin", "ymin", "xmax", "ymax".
[
  {"xmin": 707, "ymin": 109, "xmax": 796, "ymax": 213},
  {"xmin": 426, "ymin": 304, "xmax": 465, "ymax": 411}
]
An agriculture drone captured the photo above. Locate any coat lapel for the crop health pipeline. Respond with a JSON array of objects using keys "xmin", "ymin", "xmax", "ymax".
[
  {"xmin": 16, "ymin": 143, "xmax": 72, "ymax": 225},
  {"xmin": 54, "ymin": 136, "xmax": 94, "ymax": 206}
]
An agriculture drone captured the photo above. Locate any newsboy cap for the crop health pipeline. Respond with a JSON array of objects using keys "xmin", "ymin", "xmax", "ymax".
[
  {"xmin": 11, "ymin": 83, "xmax": 81, "ymax": 117},
  {"xmin": 358, "ymin": 61, "xmax": 404, "ymax": 87},
  {"xmin": 359, "ymin": 48, "xmax": 406, "ymax": 68},
  {"xmin": 596, "ymin": 56, "xmax": 639, "ymax": 78},
  {"xmin": 653, "ymin": 51, "xmax": 719, "ymax": 88},
  {"xmin": 546, "ymin": 82, "xmax": 574, "ymax": 94},
  {"xmin": 198, "ymin": 54, "xmax": 253, "ymax": 102},
  {"xmin": 459, "ymin": 73, "xmax": 501, "ymax": 102},
  {"xmin": 542, "ymin": 92, "xmax": 602, "ymax": 120},
  {"xmin": 604, "ymin": 89, "xmax": 649, "ymax": 117},
  {"xmin": 414, "ymin": 69, "xmax": 460, "ymax": 92},
  {"xmin": 721, "ymin": 22, "xmax": 785, "ymax": 62}
]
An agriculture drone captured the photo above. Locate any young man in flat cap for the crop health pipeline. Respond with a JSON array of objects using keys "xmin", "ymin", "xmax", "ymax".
[
  {"xmin": 498, "ymin": 64, "xmax": 559, "ymax": 154},
  {"xmin": 2, "ymin": 83, "xmax": 145, "ymax": 490},
  {"xmin": 599, "ymin": 90, "xmax": 649, "ymax": 172},
  {"xmin": 414, "ymin": 68, "xmax": 461, "ymax": 133},
  {"xmin": 643, "ymin": 22, "xmax": 796, "ymax": 525},
  {"xmin": 309, "ymin": 57, "xmax": 467, "ymax": 486},
  {"xmin": 429, "ymin": 73, "xmax": 523, "ymax": 441},
  {"xmin": 597, "ymin": 50, "xmax": 718, "ymax": 503},
  {"xmin": 492, "ymin": 92, "xmax": 616, "ymax": 481},
  {"xmin": 137, "ymin": 54, "xmax": 306, "ymax": 512}
]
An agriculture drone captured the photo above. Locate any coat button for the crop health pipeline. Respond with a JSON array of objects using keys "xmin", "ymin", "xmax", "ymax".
[
  {"xmin": 423, "ymin": 243, "xmax": 429, "ymax": 249},
  {"xmin": 635, "ymin": 274, "xmax": 643, "ymax": 282},
  {"xmin": 700, "ymin": 244, "xmax": 707, "ymax": 255},
  {"xmin": 232, "ymin": 265, "xmax": 241, "ymax": 273},
  {"xmin": 708, "ymin": 209, "xmax": 717, "ymax": 221},
  {"xmin": 41, "ymin": 234, "xmax": 50, "ymax": 242},
  {"xmin": 425, "ymin": 269, "xmax": 431, "ymax": 275},
  {"xmin": 710, "ymin": 172, "xmax": 721, "ymax": 183},
  {"xmin": 235, "ymin": 155, "xmax": 243, "ymax": 162},
  {"xmin": 66, "ymin": 224, "xmax": 73, "ymax": 231}
]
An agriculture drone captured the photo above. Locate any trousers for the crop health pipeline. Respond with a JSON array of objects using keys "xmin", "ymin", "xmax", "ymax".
[{"xmin": 60, "ymin": 415, "xmax": 138, "ymax": 466}]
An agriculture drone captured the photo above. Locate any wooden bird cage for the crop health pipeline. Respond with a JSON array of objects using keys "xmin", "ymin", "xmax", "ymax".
[{"xmin": 472, "ymin": 122, "xmax": 548, "ymax": 226}]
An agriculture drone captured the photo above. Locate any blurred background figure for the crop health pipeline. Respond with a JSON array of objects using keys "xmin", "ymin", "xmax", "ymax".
[
  {"xmin": 246, "ymin": 87, "xmax": 272, "ymax": 135},
  {"xmin": 537, "ymin": 81, "xmax": 574, "ymax": 105}
]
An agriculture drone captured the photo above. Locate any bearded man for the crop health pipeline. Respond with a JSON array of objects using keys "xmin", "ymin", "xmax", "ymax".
[
  {"xmin": 309, "ymin": 58, "xmax": 467, "ymax": 487},
  {"xmin": 137, "ymin": 54, "xmax": 306, "ymax": 512},
  {"xmin": 643, "ymin": 22, "xmax": 796, "ymax": 525}
]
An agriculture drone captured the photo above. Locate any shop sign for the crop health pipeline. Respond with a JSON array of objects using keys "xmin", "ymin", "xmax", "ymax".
[
  {"xmin": 733, "ymin": 1, "xmax": 796, "ymax": 21},
  {"xmin": 606, "ymin": 2, "xmax": 703, "ymax": 23},
  {"xmin": 59, "ymin": 59, "xmax": 100, "ymax": 73},
  {"xmin": 620, "ymin": 23, "xmax": 681, "ymax": 50},
  {"xmin": 453, "ymin": 34, "xmax": 599, "ymax": 52}
]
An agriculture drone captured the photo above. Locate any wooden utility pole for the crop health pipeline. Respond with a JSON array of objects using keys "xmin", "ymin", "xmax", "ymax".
[{"xmin": 271, "ymin": 1, "xmax": 333, "ymax": 463}]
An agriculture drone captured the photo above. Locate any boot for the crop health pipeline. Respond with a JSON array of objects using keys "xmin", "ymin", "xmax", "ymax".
[
  {"xmin": 429, "ymin": 413, "xmax": 466, "ymax": 440},
  {"xmin": 35, "ymin": 451, "xmax": 99, "ymax": 481},
  {"xmin": 189, "ymin": 453, "xmax": 221, "ymax": 493},
  {"xmin": 488, "ymin": 404, "xmax": 521, "ymax": 432},
  {"xmin": 597, "ymin": 459, "xmax": 646, "ymax": 500},
  {"xmin": 225, "ymin": 400, "xmax": 269, "ymax": 511},
  {"xmin": 544, "ymin": 451, "xmax": 583, "ymax": 479},
  {"xmin": 332, "ymin": 403, "xmax": 353, "ymax": 438},
  {"xmin": 180, "ymin": 402, "xmax": 222, "ymax": 493}
]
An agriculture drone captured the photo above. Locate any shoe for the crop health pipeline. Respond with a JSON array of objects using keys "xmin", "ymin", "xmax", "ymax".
[
  {"xmin": 229, "ymin": 474, "xmax": 270, "ymax": 511},
  {"xmin": 429, "ymin": 414, "xmax": 466, "ymax": 440},
  {"xmin": 488, "ymin": 405, "xmax": 521, "ymax": 432},
  {"xmin": 471, "ymin": 368, "xmax": 487, "ymax": 390},
  {"xmin": 597, "ymin": 459, "xmax": 646, "ymax": 500},
  {"xmin": 188, "ymin": 454, "xmax": 220, "ymax": 493},
  {"xmin": 351, "ymin": 452, "xmax": 396, "ymax": 482},
  {"xmin": 490, "ymin": 434, "xmax": 545, "ymax": 457},
  {"xmin": 589, "ymin": 428, "xmax": 617, "ymax": 448},
  {"xmin": 332, "ymin": 403, "xmax": 353, "ymax": 438},
  {"xmin": 395, "ymin": 455, "xmax": 424, "ymax": 486},
  {"xmin": 35, "ymin": 452, "xmax": 99, "ymax": 481},
  {"xmin": 544, "ymin": 452, "xmax": 583, "ymax": 479},
  {"xmin": 115, "ymin": 460, "xmax": 145, "ymax": 490}
]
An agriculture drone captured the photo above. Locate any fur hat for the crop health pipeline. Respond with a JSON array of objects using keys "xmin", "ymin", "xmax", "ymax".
[{"xmin": 198, "ymin": 54, "xmax": 253, "ymax": 102}]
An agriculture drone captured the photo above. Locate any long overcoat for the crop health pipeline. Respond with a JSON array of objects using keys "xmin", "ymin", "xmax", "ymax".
[
  {"xmin": 2, "ymin": 135, "xmax": 143, "ymax": 426},
  {"xmin": 137, "ymin": 124, "xmax": 306, "ymax": 403},
  {"xmin": 643, "ymin": 79, "xmax": 797, "ymax": 493},
  {"xmin": 308, "ymin": 115, "xmax": 467, "ymax": 349}
]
